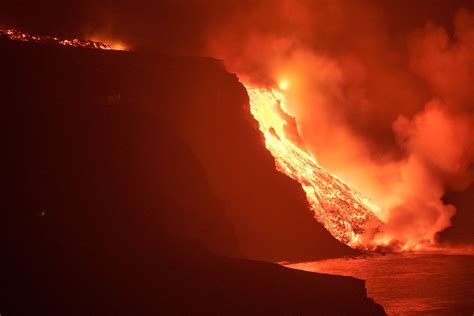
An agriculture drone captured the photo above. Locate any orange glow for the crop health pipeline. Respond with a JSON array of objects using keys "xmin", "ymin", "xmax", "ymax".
[
  {"xmin": 245, "ymin": 83, "xmax": 383, "ymax": 248},
  {"xmin": 0, "ymin": 28, "xmax": 127, "ymax": 51},
  {"xmin": 278, "ymin": 80, "xmax": 289, "ymax": 91},
  {"xmin": 89, "ymin": 36, "xmax": 129, "ymax": 51},
  {"xmin": 108, "ymin": 42, "xmax": 128, "ymax": 51},
  {"xmin": 245, "ymin": 81, "xmax": 466, "ymax": 252}
]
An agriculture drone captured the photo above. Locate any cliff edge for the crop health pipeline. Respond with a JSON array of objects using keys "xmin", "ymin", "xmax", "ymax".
[{"xmin": 2, "ymin": 36, "xmax": 384, "ymax": 315}]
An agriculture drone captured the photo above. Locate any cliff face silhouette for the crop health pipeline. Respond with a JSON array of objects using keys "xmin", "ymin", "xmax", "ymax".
[{"xmin": 2, "ymin": 37, "xmax": 383, "ymax": 314}]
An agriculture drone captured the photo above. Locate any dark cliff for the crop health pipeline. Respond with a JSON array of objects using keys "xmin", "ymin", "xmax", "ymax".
[
  {"xmin": 1, "ymin": 35, "xmax": 356, "ymax": 261},
  {"xmin": 1, "ymin": 37, "xmax": 383, "ymax": 315}
]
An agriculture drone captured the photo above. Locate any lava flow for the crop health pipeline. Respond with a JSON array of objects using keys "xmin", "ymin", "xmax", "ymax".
[
  {"xmin": 246, "ymin": 84, "xmax": 383, "ymax": 248},
  {"xmin": 0, "ymin": 28, "xmax": 126, "ymax": 51}
]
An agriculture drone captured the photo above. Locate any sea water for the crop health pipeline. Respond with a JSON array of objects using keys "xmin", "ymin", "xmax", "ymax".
[{"xmin": 286, "ymin": 253, "xmax": 474, "ymax": 315}]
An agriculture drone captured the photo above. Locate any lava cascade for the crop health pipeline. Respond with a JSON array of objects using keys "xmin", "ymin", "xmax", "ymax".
[{"xmin": 246, "ymin": 84, "xmax": 383, "ymax": 248}]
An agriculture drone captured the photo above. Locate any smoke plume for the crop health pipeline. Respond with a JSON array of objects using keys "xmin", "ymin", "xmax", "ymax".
[{"xmin": 203, "ymin": 1, "xmax": 474, "ymax": 249}]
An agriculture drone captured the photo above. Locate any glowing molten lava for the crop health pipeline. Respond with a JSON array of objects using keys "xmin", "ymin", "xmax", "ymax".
[
  {"xmin": 0, "ymin": 28, "xmax": 126, "ymax": 51},
  {"xmin": 246, "ymin": 84, "xmax": 383, "ymax": 248}
]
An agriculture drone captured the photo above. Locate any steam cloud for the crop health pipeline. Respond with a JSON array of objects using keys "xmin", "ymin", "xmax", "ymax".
[{"xmin": 203, "ymin": 2, "xmax": 474, "ymax": 249}]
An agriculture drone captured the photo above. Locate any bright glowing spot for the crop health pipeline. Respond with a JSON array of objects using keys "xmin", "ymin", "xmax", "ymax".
[
  {"xmin": 278, "ymin": 80, "xmax": 289, "ymax": 91},
  {"xmin": 110, "ymin": 42, "xmax": 128, "ymax": 51},
  {"xmin": 90, "ymin": 37, "xmax": 128, "ymax": 51}
]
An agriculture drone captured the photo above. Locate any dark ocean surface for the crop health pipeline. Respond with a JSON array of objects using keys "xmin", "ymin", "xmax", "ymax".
[{"xmin": 287, "ymin": 253, "xmax": 474, "ymax": 315}]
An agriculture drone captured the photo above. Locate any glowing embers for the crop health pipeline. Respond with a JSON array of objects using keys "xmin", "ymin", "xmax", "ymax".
[
  {"xmin": 246, "ymin": 84, "xmax": 383, "ymax": 248},
  {"xmin": 0, "ymin": 28, "xmax": 125, "ymax": 51}
]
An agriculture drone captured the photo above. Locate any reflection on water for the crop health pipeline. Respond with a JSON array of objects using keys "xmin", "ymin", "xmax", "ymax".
[{"xmin": 286, "ymin": 254, "xmax": 474, "ymax": 315}]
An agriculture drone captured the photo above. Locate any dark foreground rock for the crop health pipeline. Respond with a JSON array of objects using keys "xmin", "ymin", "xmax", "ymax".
[
  {"xmin": 1, "ymin": 36, "xmax": 384, "ymax": 315},
  {"xmin": 0, "ymin": 35, "xmax": 356, "ymax": 261}
]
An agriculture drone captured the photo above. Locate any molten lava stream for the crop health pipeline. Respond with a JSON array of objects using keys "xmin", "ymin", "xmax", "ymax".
[
  {"xmin": 245, "ymin": 84, "xmax": 383, "ymax": 249},
  {"xmin": 0, "ymin": 28, "xmax": 126, "ymax": 51}
]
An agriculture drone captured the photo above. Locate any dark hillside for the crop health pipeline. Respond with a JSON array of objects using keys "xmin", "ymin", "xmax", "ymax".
[{"xmin": 1, "ymin": 37, "xmax": 383, "ymax": 315}]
